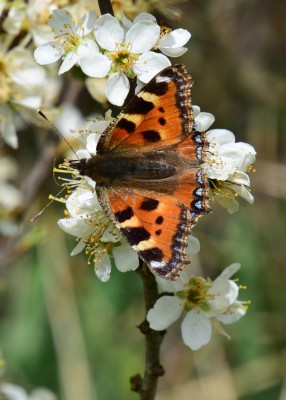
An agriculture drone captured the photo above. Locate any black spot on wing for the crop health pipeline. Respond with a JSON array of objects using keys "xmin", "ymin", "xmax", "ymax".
[
  {"xmin": 126, "ymin": 96, "xmax": 154, "ymax": 115},
  {"xmin": 158, "ymin": 117, "xmax": 166, "ymax": 126},
  {"xmin": 117, "ymin": 118, "xmax": 136, "ymax": 133},
  {"xmin": 159, "ymin": 107, "xmax": 165, "ymax": 113},
  {"xmin": 144, "ymin": 81, "xmax": 168, "ymax": 96},
  {"xmin": 121, "ymin": 227, "xmax": 150, "ymax": 246},
  {"xmin": 139, "ymin": 247, "xmax": 163, "ymax": 262},
  {"xmin": 155, "ymin": 216, "xmax": 164, "ymax": 224},
  {"xmin": 140, "ymin": 199, "xmax": 159, "ymax": 211},
  {"xmin": 142, "ymin": 130, "xmax": 161, "ymax": 143},
  {"xmin": 114, "ymin": 206, "xmax": 134, "ymax": 223},
  {"xmin": 155, "ymin": 229, "xmax": 162, "ymax": 236}
]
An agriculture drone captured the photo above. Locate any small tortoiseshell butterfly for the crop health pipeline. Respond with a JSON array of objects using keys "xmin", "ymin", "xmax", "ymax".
[{"xmin": 70, "ymin": 64, "xmax": 211, "ymax": 280}]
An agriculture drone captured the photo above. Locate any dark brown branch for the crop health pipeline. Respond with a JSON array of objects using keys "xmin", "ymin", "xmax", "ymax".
[
  {"xmin": 98, "ymin": 0, "xmax": 114, "ymax": 16},
  {"xmin": 131, "ymin": 262, "xmax": 165, "ymax": 400}
]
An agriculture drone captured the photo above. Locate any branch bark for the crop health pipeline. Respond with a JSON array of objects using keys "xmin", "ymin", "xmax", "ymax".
[
  {"xmin": 98, "ymin": 0, "xmax": 114, "ymax": 16},
  {"xmin": 131, "ymin": 262, "xmax": 165, "ymax": 400}
]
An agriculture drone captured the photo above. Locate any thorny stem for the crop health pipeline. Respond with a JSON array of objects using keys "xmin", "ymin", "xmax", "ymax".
[
  {"xmin": 131, "ymin": 261, "xmax": 165, "ymax": 400},
  {"xmin": 97, "ymin": 0, "xmax": 114, "ymax": 16}
]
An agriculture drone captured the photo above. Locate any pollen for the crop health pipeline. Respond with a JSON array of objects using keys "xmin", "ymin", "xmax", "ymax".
[{"xmin": 248, "ymin": 165, "xmax": 256, "ymax": 173}]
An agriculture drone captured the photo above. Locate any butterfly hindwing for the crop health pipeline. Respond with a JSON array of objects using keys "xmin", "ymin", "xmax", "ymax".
[
  {"xmin": 97, "ymin": 64, "xmax": 194, "ymax": 154},
  {"xmin": 97, "ymin": 186, "xmax": 192, "ymax": 279}
]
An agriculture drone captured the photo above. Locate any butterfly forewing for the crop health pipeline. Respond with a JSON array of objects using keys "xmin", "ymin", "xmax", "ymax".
[{"xmin": 97, "ymin": 64, "xmax": 194, "ymax": 154}]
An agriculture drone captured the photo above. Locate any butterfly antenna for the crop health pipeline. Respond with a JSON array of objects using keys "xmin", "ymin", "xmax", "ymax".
[
  {"xmin": 38, "ymin": 110, "xmax": 79, "ymax": 160},
  {"xmin": 31, "ymin": 185, "xmax": 67, "ymax": 222}
]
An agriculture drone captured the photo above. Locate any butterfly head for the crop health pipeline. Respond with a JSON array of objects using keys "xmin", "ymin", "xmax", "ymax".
[{"xmin": 69, "ymin": 158, "xmax": 89, "ymax": 176}]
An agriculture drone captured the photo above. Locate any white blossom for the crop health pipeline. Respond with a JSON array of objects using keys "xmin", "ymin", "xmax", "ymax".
[
  {"xmin": 0, "ymin": 155, "xmax": 22, "ymax": 236},
  {"xmin": 193, "ymin": 106, "xmax": 256, "ymax": 213},
  {"xmin": 0, "ymin": 42, "xmax": 47, "ymax": 147},
  {"xmin": 34, "ymin": 9, "xmax": 98, "ymax": 75},
  {"xmin": 157, "ymin": 28, "xmax": 191, "ymax": 57},
  {"xmin": 79, "ymin": 13, "xmax": 171, "ymax": 105},
  {"xmin": 147, "ymin": 263, "xmax": 247, "ymax": 350},
  {"xmin": 0, "ymin": 383, "xmax": 56, "ymax": 400},
  {"xmin": 121, "ymin": 13, "xmax": 191, "ymax": 57}
]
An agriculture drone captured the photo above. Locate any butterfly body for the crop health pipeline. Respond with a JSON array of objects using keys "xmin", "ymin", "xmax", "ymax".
[{"xmin": 71, "ymin": 65, "xmax": 211, "ymax": 280}]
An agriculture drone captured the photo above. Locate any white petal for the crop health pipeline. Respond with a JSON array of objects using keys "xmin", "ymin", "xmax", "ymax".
[
  {"xmin": 155, "ymin": 274, "xmax": 185, "ymax": 293},
  {"xmin": 147, "ymin": 296, "xmax": 183, "ymax": 330},
  {"xmin": 71, "ymin": 240, "xmax": 86, "ymax": 256},
  {"xmin": 79, "ymin": 11, "xmax": 97, "ymax": 36},
  {"xmin": 57, "ymin": 216, "xmax": 92, "ymax": 237},
  {"xmin": 16, "ymin": 96, "xmax": 41, "ymax": 109},
  {"xmin": 121, "ymin": 13, "xmax": 133, "ymax": 29},
  {"xmin": 216, "ymin": 303, "xmax": 247, "ymax": 324},
  {"xmin": 30, "ymin": 388, "xmax": 56, "ymax": 400},
  {"xmin": 126, "ymin": 20, "xmax": 160, "ymax": 53},
  {"xmin": 195, "ymin": 112, "xmax": 215, "ymax": 132},
  {"xmin": 112, "ymin": 240, "xmax": 139, "ymax": 272},
  {"xmin": 208, "ymin": 280, "xmax": 239, "ymax": 311},
  {"xmin": 133, "ymin": 13, "xmax": 157, "ymax": 23},
  {"xmin": 233, "ymin": 184, "xmax": 254, "ymax": 204},
  {"xmin": 95, "ymin": 253, "xmax": 111, "ymax": 282},
  {"xmin": 86, "ymin": 133, "xmax": 101, "ymax": 154},
  {"xmin": 159, "ymin": 46, "xmax": 188, "ymax": 57},
  {"xmin": 215, "ymin": 194, "xmax": 239, "ymax": 213},
  {"xmin": 230, "ymin": 171, "xmax": 250, "ymax": 186},
  {"xmin": 78, "ymin": 41, "xmax": 111, "ymax": 78},
  {"xmin": 94, "ymin": 14, "xmax": 124, "ymax": 51},
  {"xmin": 34, "ymin": 42, "xmax": 63, "ymax": 65},
  {"xmin": 85, "ymin": 77, "xmax": 108, "ymax": 103},
  {"xmin": 105, "ymin": 73, "xmax": 130, "ymax": 106},
  {"xmin": 101, "ymin": 224, "xmax": 121, "ymax": 243},
  {"xmin": 3, "ymin": 6, "xmax": 25, "ymax": 35},
  {"xmin": 216, "ymin": 263, "xmax": 241, "ymax": 280},
  {"xmin": 186, "ymin": 235, "xmax": 200, "ymax": 257},
  {"xmin": 0, "ymin": 107, "xmax": 18, "ymax": 148},
  {"xmin": 58, "ymin": 52, "xmax": 78, "ymax": 74},
  {"xmin": 76, "ymin": 149, "xmax": 90, "ymax": 159},
  {"xmin": 66, "ymin": 187, "xmax": 101, "ymax": 216},
  {"xmin": 0, "ymin": 383, "xmax": 28, "ymax": 400},
  {"xmin": 80, "ymin": 53, "xmax": 111, "ymax": 78},
  {"xmin": 234, "ymin": 142, "xmax": 256, "ymax": 171},
  {"xmin": 56, "ymin": 103, "xmax": 85, "ymax": 135},
  {"xmin": 181, "ymin": 310, "xmax": 212, "ymax": 350},
  {"xmin": 219, "ymin": 143, "xmax": 252, "ymax": 173},
  {"xmin": 206, "ymin": 129, "xmax": 235, "ymax": 146},
  {"xmin": 77, "ymin": 39, "xmax": 99, "ymax": 57},
  {"xmin": 192, "ymin": 105, "xmax": 201, "ymax": 118},
  {"xmin": 159, "ymin": 29, "xmax": 191, "ymax": 49},
  {"xmin": 49, "ymin": 9, "xmax": 75, "ymax": 36},
  {"xmin": 8, "ymin": 47, "xmax": 46, "ymax": 86},
  {"xmin": 134, "ymin": 52, "xmax": 171, "ymax": 83}
]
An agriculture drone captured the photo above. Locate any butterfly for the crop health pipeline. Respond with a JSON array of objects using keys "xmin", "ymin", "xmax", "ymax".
[{"xmin": 70, "ymin": 64, "xmax": 211, "ymax": 280}]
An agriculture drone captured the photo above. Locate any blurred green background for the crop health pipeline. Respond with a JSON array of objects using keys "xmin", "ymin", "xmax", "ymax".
[{"xmin": 1, "ymin": 0, "xmax": 286, "ymax": 399}]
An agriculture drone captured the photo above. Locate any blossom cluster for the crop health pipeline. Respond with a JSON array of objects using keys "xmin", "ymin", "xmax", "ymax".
[
  {"xmin": 0, "ymin": 0, "xmax": 256, "ymax": 353},
  {"xmin": 147, "ymin": 262, "xmax": 247, "ymax": 350},
  {"xmin": 34, "ymin": 9, "xmax": 191, "ymax": 105},
  {"xmin": 0, "ymin": 1, "xmax": 63, "ymax": 148}
]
